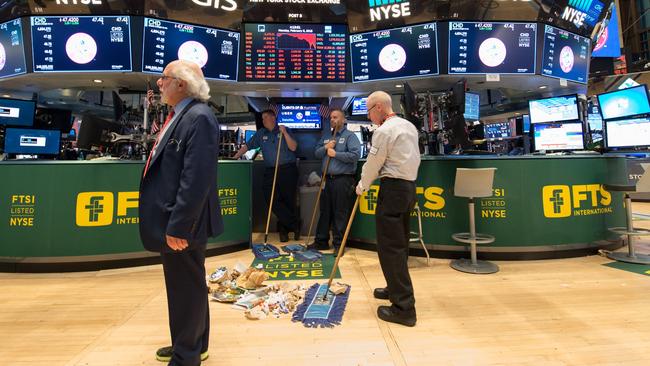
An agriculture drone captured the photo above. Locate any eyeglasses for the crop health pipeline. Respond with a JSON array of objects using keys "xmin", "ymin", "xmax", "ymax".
[
  {"xmin": 159, "ymin": 75, "xmax": 177, "ymax": 82},
  {"xmin": 366, "ymin": 104, "xmax": 377, "ymax": 114}
]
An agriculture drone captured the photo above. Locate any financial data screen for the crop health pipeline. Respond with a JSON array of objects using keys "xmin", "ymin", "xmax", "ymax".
[
  {"xmin": 448, "ymin": 21, "xmax": 536, "ymax": 74},
  {"xmin": 541, "ymin": 25, "xmax": 590, "ymax": 84},
  {"xmin": 606, "ymin": 118, "xmax": 650, "ymax": 148},
  {"xmin": 242, "ymin": 23, "xmax": 347, "ymax": 82},
  {"xmin": 0, "ymin": 19, "xmax": 27, "ymax": 78},
  {"xmin": 31, "ymin": 16, "xmax": 132, "ymax": 72},
  {"xmin": 529, "ymin": 95, "xmax": 579, "ymax": 124}
]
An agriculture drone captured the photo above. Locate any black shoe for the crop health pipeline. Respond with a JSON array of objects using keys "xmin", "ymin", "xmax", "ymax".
[
  {"xmin": 307, "ymin": 241, "xmax": 328, "ymax": 251},
  {"xmin": 279, "ymin": 231, "xmax": 289, "ymax": 242},
  {"xmin": 373, "ymin": 287, "xmax": 389, "ymax": 300},
  {"xmin": 155, "ymin": 346, "xmax": 209, "ymax": 362},
  {"xmin": 377, "ymin": 305, "xmax": 416, "ymax": 327}
]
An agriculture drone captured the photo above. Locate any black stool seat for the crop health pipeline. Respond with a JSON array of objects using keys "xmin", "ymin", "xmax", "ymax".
[{"xmin": 603, "ymin": 184, "xmax": 636, "ymax": 192}]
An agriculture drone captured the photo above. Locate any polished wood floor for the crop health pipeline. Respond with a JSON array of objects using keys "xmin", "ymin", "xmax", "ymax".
[{"xmin": 2, "ymin": 206, "xmax": 650, "ymax": 366}]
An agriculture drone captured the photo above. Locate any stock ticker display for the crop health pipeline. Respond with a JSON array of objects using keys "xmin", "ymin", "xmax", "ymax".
[
  {"xmin": 0, "ymin": 19, "xmax": 27, "ymax": 79},
  {"xmin": 541, "ymin": 25, "xmax": 590, "ymax": 84},
  {"xmin": 448, "ymin": 21, "xmax": 536, "ymax": 74},
  {"xmin": 350, "ymin": 23, "xmax": 438, "ymax": 82},
  {"xmin": 142, "ymin": 18, "xmax": 239, "ymax": 81},
  {"xmin": 31, "ymin": 16, "xmax": 132, "ymax": 72},
  {"xmin": 242, "ymin": 23, "xmax": 347, "ymax": 82}
]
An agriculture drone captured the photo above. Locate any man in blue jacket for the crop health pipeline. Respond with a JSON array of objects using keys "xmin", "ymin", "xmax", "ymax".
[
  {"xmin": 311, "ymin": 108, "xmax": 360, "ymax": 256},
  {"xmin": 139, "ymin": 60, "xmax": 223, "ymax": 366}
]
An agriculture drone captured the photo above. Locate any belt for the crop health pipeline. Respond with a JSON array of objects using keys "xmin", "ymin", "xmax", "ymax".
[
  {"xmin": 326, "ymin": 174, "xmax": 355, "ymax": 180},
  {"xmin": 380, "ymin": 177, "xmax": 415, "ymax": 184}
]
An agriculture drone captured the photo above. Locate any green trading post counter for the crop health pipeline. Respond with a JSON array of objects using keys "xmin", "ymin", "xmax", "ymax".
[
  {"xmin": 350, "ymin": 156, "xmax": 627, "ymax": 259},
  {"xmin": 0, "ymin": 160, "xmax": 251, "ymax": 271}
]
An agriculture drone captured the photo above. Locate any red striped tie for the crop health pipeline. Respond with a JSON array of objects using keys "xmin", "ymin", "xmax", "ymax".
[{"xmin": 143, "ymin": 110, "xmax": 175, "ymax": 177}]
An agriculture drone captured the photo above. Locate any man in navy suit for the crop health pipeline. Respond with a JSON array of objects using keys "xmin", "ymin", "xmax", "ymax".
[{"xmin": 139, "ymin": 60, "xmax": 223, "ymax": 366}]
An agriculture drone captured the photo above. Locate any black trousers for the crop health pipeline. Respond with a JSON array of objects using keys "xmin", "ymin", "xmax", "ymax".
[
  {"xmin": 263, "ymin": 163, "xmax": 298, "ymax": 232},
  {"xmin": 161, "ymin": 247, "xmax": 209, "ymax": 366},
  {"xmin": 315, "ymin": 175, "xmax": 356, "ymax": 248},
  {"xmin": 375, "ymin": 178, "xmax": 417, "ymax": 312}
]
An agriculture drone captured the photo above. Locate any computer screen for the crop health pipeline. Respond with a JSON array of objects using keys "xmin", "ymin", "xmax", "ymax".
[
  {"xmin": 349, "ymin": 23, "xmax": 438, "ymax": 82},
  {"xmin": 351, "ymin": 97, "xmax": 367, "ymax": 115},
  {"xmin": 4, "ymin": 128, "xmax": 61, "ymax": 155},
  {"xmin": 484, "ymin": 121, "xmax": 514, "ymax": 139},
  {"xmin": 31, "ymin": 16, "xmax": 132, "ymax": 72},
  {"xmin": 277, "ymin": 104, "xmax": 321, "ymax": 129},
  {"xmin": 605, "ymin": 117, "xmax": 650, "ymax": 148},
  {"xmin": 597, "ymin": 85, "xmax": 650, "ymax": 120},
  {"xmin": 245, "ymin": 130, "xmax": 255, "ymax": 144},
  {"xmin": 522, "ymin": 114, "xmax": 531, "ymax": 133},
  {"xmin": 241, "ymin": 23, "xmax": 347, "ymax": 82},
  {"xmin": 540, "ymin": 25, "xmax": 590, "ymax": 84},
  {"xmin": 593, "ymin": 3, "xmax": 621, "ymax": 58},
  {"xmin": 76, "ymin": 115, "xmax": 122, "ymax": 150},
  {"xmin": 0, "ymin": 98, "xmax": 35, "ymax": 127},
  {"xmin": 0, "ymin": 19, "xmax": 27, "ymax": 79},
  {"xmin": 463, "ymin": 92, "xmax": 480, "ymax": 120},
  {"xmin": 533, "ymin": 122, "xmax": 584, "ymax": 151},
  {"xmin": 142, "ymin": 18, "xmax": 239, "ymax": 81},
  {"xmin": 448, "ymin": 21, "xmax": 536, "ymax": 74},
  {"xmin": 529, "ymin": 95, "xmax": 580, "ymax": 124},
  {"xmin": 33, "ymin": 108, "xmax": 73, "ymax": 132}
]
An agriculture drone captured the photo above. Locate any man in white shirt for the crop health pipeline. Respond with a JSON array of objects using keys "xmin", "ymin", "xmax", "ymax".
[{"xmin": 356, "ymin": 91, "xmax": 420, "ymax": 327}]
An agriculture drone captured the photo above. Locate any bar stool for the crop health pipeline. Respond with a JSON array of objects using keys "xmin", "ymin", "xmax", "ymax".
[
  {"xmin": 450, "ymin": 167, "xmax": 499, "ymax": 274},
  {"xmin": 410, "ymin": 202, "xmax": 430, "ymax": 266},
  {"xmin": 603, "ymin": 183, "xmax": 650, "ymax": 265}
]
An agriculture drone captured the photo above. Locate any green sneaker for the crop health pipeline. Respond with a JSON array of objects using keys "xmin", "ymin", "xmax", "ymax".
[{"xmin": 155, "ymin": 346, "xmax": 209, "ymax": 362}]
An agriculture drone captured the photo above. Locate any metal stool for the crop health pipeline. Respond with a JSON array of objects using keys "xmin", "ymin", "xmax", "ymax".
[
  {"xmin": 603, "ymin": 183, "xmax": 650, "ymax": 265},
  {"xmin": 410, "ymin": 202, "xmax": 430, "ymax": 266},
  {"xmin": 450, "ymin": 168, "xmax": 499, "ymax": 274}
]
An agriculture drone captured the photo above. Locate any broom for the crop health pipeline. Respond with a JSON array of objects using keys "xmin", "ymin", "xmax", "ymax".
[{"xmin": 292, "ymin": 195, "xmax": 360, "ymax": 327}]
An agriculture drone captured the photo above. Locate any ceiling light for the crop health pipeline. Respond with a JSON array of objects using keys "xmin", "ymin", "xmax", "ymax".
[
  {"xmin": 515, "ymin": 112, "xmax": 520, "ymax": 115},
  {"xmin": 539, "ymin": 85, "xmax": 547, "ymax": 89},
  {"xmin": 2, "ymin": 94, "xmax": 10, "ymax": 97},
  {"xmin": 93, "ymin": 79, "xmax": 103, "ymax": 83},
  {"xmin": 395, "ymin": 84, "xmax": 403, "ymax": 88}
]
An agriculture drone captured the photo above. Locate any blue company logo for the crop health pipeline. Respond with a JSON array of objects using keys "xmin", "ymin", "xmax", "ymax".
[{"xmin": 369, "ymin": 0, "xmax": 406, "ymax": 6}]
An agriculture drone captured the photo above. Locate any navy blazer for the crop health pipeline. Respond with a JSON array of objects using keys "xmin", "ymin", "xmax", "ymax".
[{"xmin": 138, "ymin": 100, "xmax": 224, "ymax": 253}]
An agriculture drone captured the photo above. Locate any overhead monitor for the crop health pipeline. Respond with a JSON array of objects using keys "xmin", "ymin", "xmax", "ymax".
[
  {"xmin": 351, "ymin": 97, "xmax": 367, "ymax": 116},
  {"xmin": 242, "ymin": 23, "xmax": 347, "ymax": 82},
  {"xmin": 3, "ymin": 128, "xmax": 61, "ymax": 155},
  {"xmin": 0, "ymin": 98, "xmax": 36, "ymax": 127},
  {"xmin": 484, "ymin": 121, "xmax": 514, "ymax": 139},
  {"xmin": 529, "ymin": 95, "xmax": 580, "ymax": 124},
  {"xmin": 597, "ymin": 85, "xmax": 650, "ymax": 120},
  {"xmin": 31, "ymin": 16, "xmax": 132, "ymax": 72},
  {"xmin": 349, "ymin": 23, "xmax": 438, "ymax": 82},
  {"xmin": 277, "ymin": 104, "xmax": 321, "ymax": 129},
  {"xmin": 142, "ymin": 18, "xmax": 239, "ymax": 81},
  {"xmin": 533, "ymin": 122, "xmax": 585, "ymax": 151},
  {"xmin": 541, "ymin": 25, "xmax": 590, "ymax": 84},
  {"xmin": 463, "ymin": 92, "xmax": 480, "ymax": 120},
  {"xmin": 448, "ymin": 21, "xmax": 536, "ymax": 74},
  {"xmin": 0, "ymin": 19, "xmax": 27, "ymax": 79},
  {"xmin": 605, "ymin": 117, "xmax": 650, "ymax": 149},
  {"xmin": 593, "ymin": 3, "xmax": 621, "ymax": 58}
]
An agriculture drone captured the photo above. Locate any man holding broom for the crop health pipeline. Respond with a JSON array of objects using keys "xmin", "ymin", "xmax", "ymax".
[
  {"xmin": 309, "ymin": 108, "xmax": 361, "ymax": 256},
  {"xmin": 356, "ymin": 91, "xmax": 420, "ymax": 327}
]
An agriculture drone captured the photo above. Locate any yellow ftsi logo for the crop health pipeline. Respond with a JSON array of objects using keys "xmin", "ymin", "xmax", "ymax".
[
  {"xmin": 542, "ymin": 184, "xmax": 612, "ymax": 218},
  {"xmin": 359, "ymin": 185, "xmax": 446, "ymax": 215},
  {"xmin": 75, "ymin": 192, "xmax": 139, "ymax": 227}
]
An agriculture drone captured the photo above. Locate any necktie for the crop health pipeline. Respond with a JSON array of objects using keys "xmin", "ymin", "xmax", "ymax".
[{"xmin": 143, "ymin": 110, "xmax": 175, "ymax": 177}]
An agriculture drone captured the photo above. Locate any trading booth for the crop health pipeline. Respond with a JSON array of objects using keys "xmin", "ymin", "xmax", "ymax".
[{"xmin": 0, "ymin": 1, "xmax": 634, "ymax": 270}]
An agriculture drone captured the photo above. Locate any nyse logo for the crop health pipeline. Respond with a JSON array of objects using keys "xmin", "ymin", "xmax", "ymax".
[
  {"xmin": 368, "ymin": 0, "xmax": 411, "ymax": 22},
  {"xmin": 542, "ymin": 184, "xmax": 612, "ymax": 218},
  {"xmin": 76, "ymin": 192, "xmax": 139, "ymax": 227},
  {"xmin": 191, "ymin": 0, "xmax": 237, "ymax": 11}
]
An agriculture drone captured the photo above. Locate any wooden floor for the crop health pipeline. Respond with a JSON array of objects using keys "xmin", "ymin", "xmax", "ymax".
[{"xmin": 3, "ymin": 208, "xmax": 650, "ymax": 366}]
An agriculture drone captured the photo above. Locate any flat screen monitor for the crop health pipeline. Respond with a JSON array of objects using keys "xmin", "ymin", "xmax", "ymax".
[
  {"xmin": 351, "ymin": 97, "xmax": 367, "ymax": 115},
  {"xmin": 245, "ymin": 129, "xmax": 255, "ymax": 143},
  {"xmin": 241, "ymin": 23, "xmax": 347, "ymax": 82},
  {"xmin": 587, "ymin": 102, "xmax": 603, "ymax": 131},
  {"xmin": 4, "ymin": 128, "xmax": 61, "ymax": 155},
  {"xmin": 533, "ymin": 122, "xmax": 585, "ymax": 151},
  {"xmin": 77, "ymin": 115, "xmax": 122, "ymax": 150},
  {"xmin": 529, "ymin": 95, "xmax": 579, "ymax": 124},
  {"xmin": 0, "ymin": 19, "xmax": 27, "ymax": 79},
  {"xmin": 540, "ymin": 25, "xmax": 590, "ymax": 84},
  {"xmin": 31, "ymin": 16, "xmax": 132, "ymax": 72},
  {"xmin": 34, "ymin": 108, "xmax": 73, "ymax": 132},
  {"xmin": 597, "ymin": 85, "xmax": 650, "ymax": 120},
  {"xmin": 522, "ymin": 114, "xmax": 531, "ymax": 133},
  {"xmin": 593, "ymin": 3, "xmax": 621, "ymax": 58},
  {"xmin": 605, "ymin": 117, "xmax": 650, "ymax": 148},
  {"xmin": 142, "ymin": 18, "xmax": 239, "ymax": 81},
  {"xmin": 463, "ymin": 92, "xmax": 480, "ymax": 120},
  {"xmin": 277, "ymin": 104, "xmax": 321, "ymax": 129},
  {"xmin": 448, "ymin": 21, "xmax": 536, "ymax": 74},
  {"xmin": 484, "ymin": 121, "xmax": 514, "ymax": 139},
  {"xmin": 0, "ymin": 98, "xmax": 35, "ymax": 127},
  {"xmin": 349, "ymin": 23, "xmax": 438, "ymax": 82}
]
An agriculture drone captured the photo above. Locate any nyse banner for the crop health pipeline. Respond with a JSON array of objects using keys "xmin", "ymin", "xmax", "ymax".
[
  {"xmin": 360, "ymin": 184, "xmax": 447, "ymax": 219},
  {"xmin": 542, "ymin": 184, "xmax": 612, "ymax": 218}
]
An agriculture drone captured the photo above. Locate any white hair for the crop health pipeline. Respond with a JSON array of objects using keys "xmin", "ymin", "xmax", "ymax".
[
  {"xmin": 170, "ymin": 60, "xmax": 210, "ymax": 102},
  {"xmin": 368, "ymin": 91, "xmax": 393, "ymax": 108}
]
